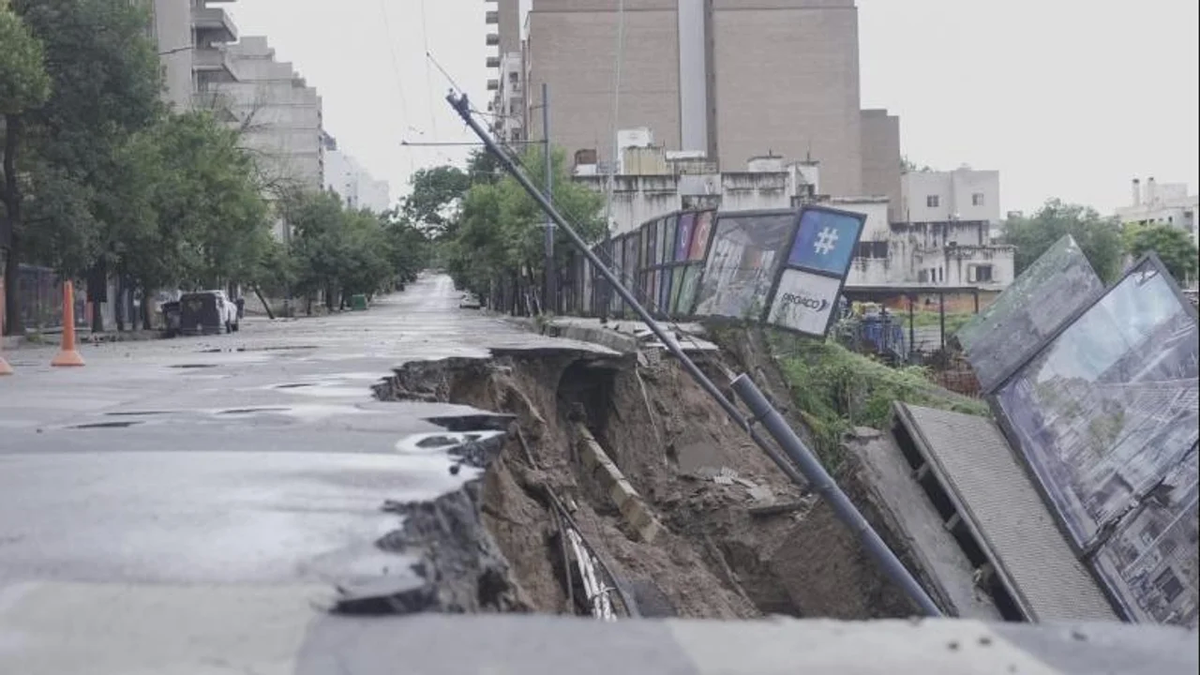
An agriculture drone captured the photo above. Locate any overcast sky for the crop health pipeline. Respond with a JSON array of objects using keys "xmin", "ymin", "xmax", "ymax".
[{"xmin": 227, "ymin": 0, "xmax": 1198, "ymax": 214}]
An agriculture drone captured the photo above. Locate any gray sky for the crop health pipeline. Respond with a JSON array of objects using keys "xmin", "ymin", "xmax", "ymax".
[{"xmin": 228, "ymin": 0, "xmax": 1198, "ymax": 214}]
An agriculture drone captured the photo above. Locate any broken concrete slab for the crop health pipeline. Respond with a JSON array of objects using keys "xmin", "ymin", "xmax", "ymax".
[
  {"xmin": 846, "ymin": 428, "xmax": 1001, "ymax": 621},
  {"xmin": 893, "ymin": 403, "xmax": 1118, "ymax": 623}
]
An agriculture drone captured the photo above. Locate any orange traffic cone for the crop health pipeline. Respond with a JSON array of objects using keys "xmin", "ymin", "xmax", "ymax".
[
  {"xmin": 51, "ymin": 281, "xmax": 85, "ymax": 368},
  {"xmin": 0, "ymin": 279, "xmax": 12, "ymax": 376}
]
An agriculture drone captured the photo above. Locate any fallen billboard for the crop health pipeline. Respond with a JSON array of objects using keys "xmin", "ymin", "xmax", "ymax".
[
  {"xmin": 693, "ymin": 210, "xmax": 797, "ymax": 321},
  {"xmin": 763, "ymin": 206, "xmax": 866, "ymax": 337},
  {"xmin": 957, "ymin": 235, "xmax": 1106, "ymax": 392},
  {"xmin": 990, "ymin": 255, "xmax": 1199, "ymax": 625}
]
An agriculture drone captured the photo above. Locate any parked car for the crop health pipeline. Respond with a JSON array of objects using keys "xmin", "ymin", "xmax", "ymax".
[
  {"xmin": 179, "ymin": 290, "xmax": 240, "ymax": 335},
  {"xmin": 459, "ymin": 293, "xmax": 482, "ymax": 310}
]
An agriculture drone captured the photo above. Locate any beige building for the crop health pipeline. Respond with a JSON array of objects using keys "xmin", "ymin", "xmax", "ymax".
[{"xmin": 487, "ymin": 0, "xmax": 897, "ymax": 204}]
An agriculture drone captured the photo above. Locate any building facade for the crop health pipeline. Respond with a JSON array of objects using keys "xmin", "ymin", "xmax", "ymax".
[
  {"xmin": 487, "ymin": 0, "xmax": 898, "ymax": 202},
  {"xmin": 323, "ymin": 133, "xmax": 392, "ymax": 214},
  {"xmin": 204, "ymin": 37, "xmax": 325, "ymax": 196},
  {"xmin": 148, "ymin": 0, "xmax": 240, "ymax": 112},
  {"xmin": 570, "ymin": 144, "xmax": 1013, "ymax": 292},
  {"xmin": 1116, "ymin": 178, "xmax": 1198, "ymax": 247}
]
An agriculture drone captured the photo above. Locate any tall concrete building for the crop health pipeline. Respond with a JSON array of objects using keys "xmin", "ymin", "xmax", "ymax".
[
  {"xmin": 204, "ymin": 37, "xmax": 325, "ymax": 196},
  {"xmin": 488, "ymin": 0, "xmax": 898, "ymax": 203},
  {"xmin": 323, "ymin": 134, "xmax": 393, "ymax": 214},
  {"xmin": 147, "ymin": 0, "xmax": 240, "ymax": 112}
]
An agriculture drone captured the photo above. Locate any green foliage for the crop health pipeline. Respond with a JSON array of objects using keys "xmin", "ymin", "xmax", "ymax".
[
  {"xmin": 1002, "ymin": 199, "xmax": 1125, "ymax": 282},
  {"xmin": 402, "ymin": 165, "xmax": 471, "ymax": 238},
  {"xmin": 0, "ymin": 3, "xmax": 51, "ymax": 116},
  {"xmin": 3, "ymin": 0, "xmax": 163, "ymax": 332},
  {"xmin": 1123, "ymin": 223, "xmax": 1199, "ymax": 284},
  {"xmin": 448, "ymin": 146, "xmax": 606, "ymax": 302},
  {"xmin": 772, "ymin": 332, "xmax": 990, "ymax": 473},
  {"xmin": 144, "ymin": 112, "xmax": 271, "ymax": 289},
  {"xmin": 285, "ymin": 191, "xmax": 428, "ymax": 307}
]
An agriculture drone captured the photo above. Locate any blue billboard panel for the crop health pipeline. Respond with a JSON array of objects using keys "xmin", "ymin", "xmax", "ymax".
[{"xmin": 787, "ymin": 207, "xmax": 862, "ymax": 276}]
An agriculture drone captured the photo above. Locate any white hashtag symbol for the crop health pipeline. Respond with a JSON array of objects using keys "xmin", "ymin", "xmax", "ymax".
[{"xmin": 814, "ymin": 227, "xmax": 839, "ymax": 255}]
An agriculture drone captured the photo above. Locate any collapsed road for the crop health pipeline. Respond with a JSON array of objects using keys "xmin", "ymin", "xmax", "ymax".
[{"xmin": 1, "ymin": 274, "xmax": 1196, "ymax": 673}]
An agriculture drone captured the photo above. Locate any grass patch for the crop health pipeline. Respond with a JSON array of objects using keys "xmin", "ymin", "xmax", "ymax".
[{"xmin": 770, "ymin": 331, "xmax": 990, "ymax": 473}]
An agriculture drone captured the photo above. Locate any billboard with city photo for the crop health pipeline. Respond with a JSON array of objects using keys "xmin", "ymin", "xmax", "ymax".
[
  {"xmin": 957, "ymin": 235, "xmax": 1107, "ymax": 393},
  {"xmin": 1092, "ymin": 446, "xmax": 1198, "ymax": 627},
  {"xmin": 692, "ymin": 210, "xmax": 797, "ymax": 320},
  {"xmin": 993, "ymin": 256, "xmax": 1200, "ymax": 551}
]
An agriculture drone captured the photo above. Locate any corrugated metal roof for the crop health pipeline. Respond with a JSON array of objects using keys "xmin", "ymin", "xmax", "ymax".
[{"xmin": 895, "ymin": 403, "xmax": 1118, "ymax": 622}]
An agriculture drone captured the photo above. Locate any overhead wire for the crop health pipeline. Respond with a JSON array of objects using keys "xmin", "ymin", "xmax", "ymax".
[
  {"xmin": 376, "ymin": 0, "xmax": 417, "ymax": 175},
  {"xmin": 424, "ymin": 37, "xmax": 700, "ymax": 333}
]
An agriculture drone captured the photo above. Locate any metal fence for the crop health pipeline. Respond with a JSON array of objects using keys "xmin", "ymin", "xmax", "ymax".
[{"xmin": 14, "ymin": 265, "xmax": 86, "ymax": 331}]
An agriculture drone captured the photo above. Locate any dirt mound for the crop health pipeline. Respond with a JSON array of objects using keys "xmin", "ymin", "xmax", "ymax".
[{"xmin": 374, "ymin": 342, "xmax": 918, "ymax": 620}]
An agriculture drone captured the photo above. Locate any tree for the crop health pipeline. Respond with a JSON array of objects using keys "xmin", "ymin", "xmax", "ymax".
[
  {"xmin": 448, "ymin": 146, "xmax": 605, "ymax": 310},
  {"xmin": 1123, "ymin": 224, "xmax": 1199, "ymax": 284},
  {"xmin": 900, "ymin": 156, "xmax": 934, "ymax": 174},
  {"xmin": 402, "ymin": 165, "xmax": 472, "ymax": 238},
  {"xmin": 1002, "ymin": 199, "xmax": 1125, "ymax": 282},
  {"xmin": 285, "ymin": 191, "xmax": 426, "ymax": 312},
  {"xmin": 0, "ymin": 1, "xmax": 50, "ymax": 333},
  {"xmin": 2, "ymin": 0, "xmax": 162, "ymax": 333}
]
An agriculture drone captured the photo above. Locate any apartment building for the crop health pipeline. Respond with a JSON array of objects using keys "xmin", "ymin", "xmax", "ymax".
[
  {"xmin": 323, "ymin": 133, "xmax": 393, "ymax": 214},
  {"xmin": 203, "ymin": 37, "xmax": 325, "ymax": 198},
  {"xmin": 486, "ymin": 0, "xmax": 900, "ymax": 206},
  {"xmin": 1117, "ymin": 178, "xmax": 1198, "ymax": 247},
  {"xmin": 146, "ymin": 0, "xmax": 239, "ymax": 111}
]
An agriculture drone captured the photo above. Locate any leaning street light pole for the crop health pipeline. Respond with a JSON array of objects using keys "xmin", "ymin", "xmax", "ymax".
[
  {"xmin": 447, "ymin": 92, "xmax": 801, "ymax": 486},
  {"xmin": 446, "ymin": 91, "xmax": 942, "ymax": 617}
]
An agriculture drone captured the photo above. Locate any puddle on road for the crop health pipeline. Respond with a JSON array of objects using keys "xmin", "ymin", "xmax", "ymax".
[
  {"xmin": 394, "ymin": 431, "xmax": 505, "ymax": 456},
  {"xmin": 170, "ymin": 364, "xmax": 218, "ymax": 370},
  {"xmin": 71, "ymin": 421, "xmax": 145, "ymax": 430},
  {"xmin": 218, "ymin": 407, "xmax": 292, "ymax": 415},
  {"xmin": 105, "ymin": 411, "xmax": 172, "ymax": 417}
]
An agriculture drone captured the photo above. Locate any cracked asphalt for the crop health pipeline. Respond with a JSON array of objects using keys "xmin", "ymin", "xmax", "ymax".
[{"xmin": 0, "ymin": 274, "xmax": 1193, "ymax": 675}]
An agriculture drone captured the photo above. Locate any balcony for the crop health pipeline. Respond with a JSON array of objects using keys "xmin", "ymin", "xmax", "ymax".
[
  {"xmin": 486, "ymin": 56, "xmax": 500, "ymax": 69},
  {"xmin": 192, "ymin": 47, "xmax": 238, "ymax": 81},
  {"xmin": 192, "ymin": 7, "xmax": 238, "ymax": 44},
  {"xmin": 487, "ymin": 79, "xmax": 499, "ymax": 91},
  {"xmin": 485, "ymin": 10, "xmax": 498, "ymax": 24},
  {"xmin": 486, "ymin": 33, "xmax": 499, "ymax": 46}
]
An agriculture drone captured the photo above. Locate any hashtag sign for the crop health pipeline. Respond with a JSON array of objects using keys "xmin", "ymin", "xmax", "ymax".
[{"xmin": 813, "ymin": 227, "xmax": 839, "ymax": 256}]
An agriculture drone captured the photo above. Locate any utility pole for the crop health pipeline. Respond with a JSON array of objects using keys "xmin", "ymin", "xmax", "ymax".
[{"xmin": 542, "ymin": 83, "xmax": 555, "ymax": 314}]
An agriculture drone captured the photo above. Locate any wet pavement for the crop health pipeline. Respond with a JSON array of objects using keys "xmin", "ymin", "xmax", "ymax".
[{"xmin": 0, "ymin": 274, "xmax": 612, "ymax": 589}]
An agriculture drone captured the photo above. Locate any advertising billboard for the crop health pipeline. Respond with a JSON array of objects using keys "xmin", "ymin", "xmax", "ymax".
[{"xmin": 763, "ymin": 206, "xmax": 867, "ymax": 337}]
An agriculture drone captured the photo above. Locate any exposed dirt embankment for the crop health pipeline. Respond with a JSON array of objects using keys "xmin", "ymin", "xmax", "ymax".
[{"xmin": 372, "ymin": 340, "xmax": 918, "ymax": 620}]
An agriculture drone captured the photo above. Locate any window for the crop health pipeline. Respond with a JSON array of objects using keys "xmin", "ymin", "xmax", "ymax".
[
  {"xmin": 972, "ymin": 265, "xmax": 994, "ymax": 283},
  {"xmin": 972, "ymin": 193, "xmax": 985, "ymax": 206},
  {"xmin": 926, "ymin": 195, "xmax": 940, "ymax": 208},
  {"xmin": 854, "ymin": 241, "xmax": 890, "ymax": 259},
  {"xmin": 918, "ymin": 270, "xmax": 929, "ymax": 283},
  {"xmin": 1155, "ymin": 568, "xmax": 1184, "ymax": 603},
  {"xmin": 938, "ymin": 267, "xmax": 944, "ymax": 283}
]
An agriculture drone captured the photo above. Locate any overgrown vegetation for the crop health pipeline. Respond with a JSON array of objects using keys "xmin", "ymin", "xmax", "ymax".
[
  {"xmin": 770, "ymin": 331, "xmax": 990, "ymax": 472},
  {"xmin": 1, "ymin": 0, "xmax": 428, "ymax": 333},
  {"xmin": 401, "ymin": 147, "xmax": 606, "ymax": 311}
]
